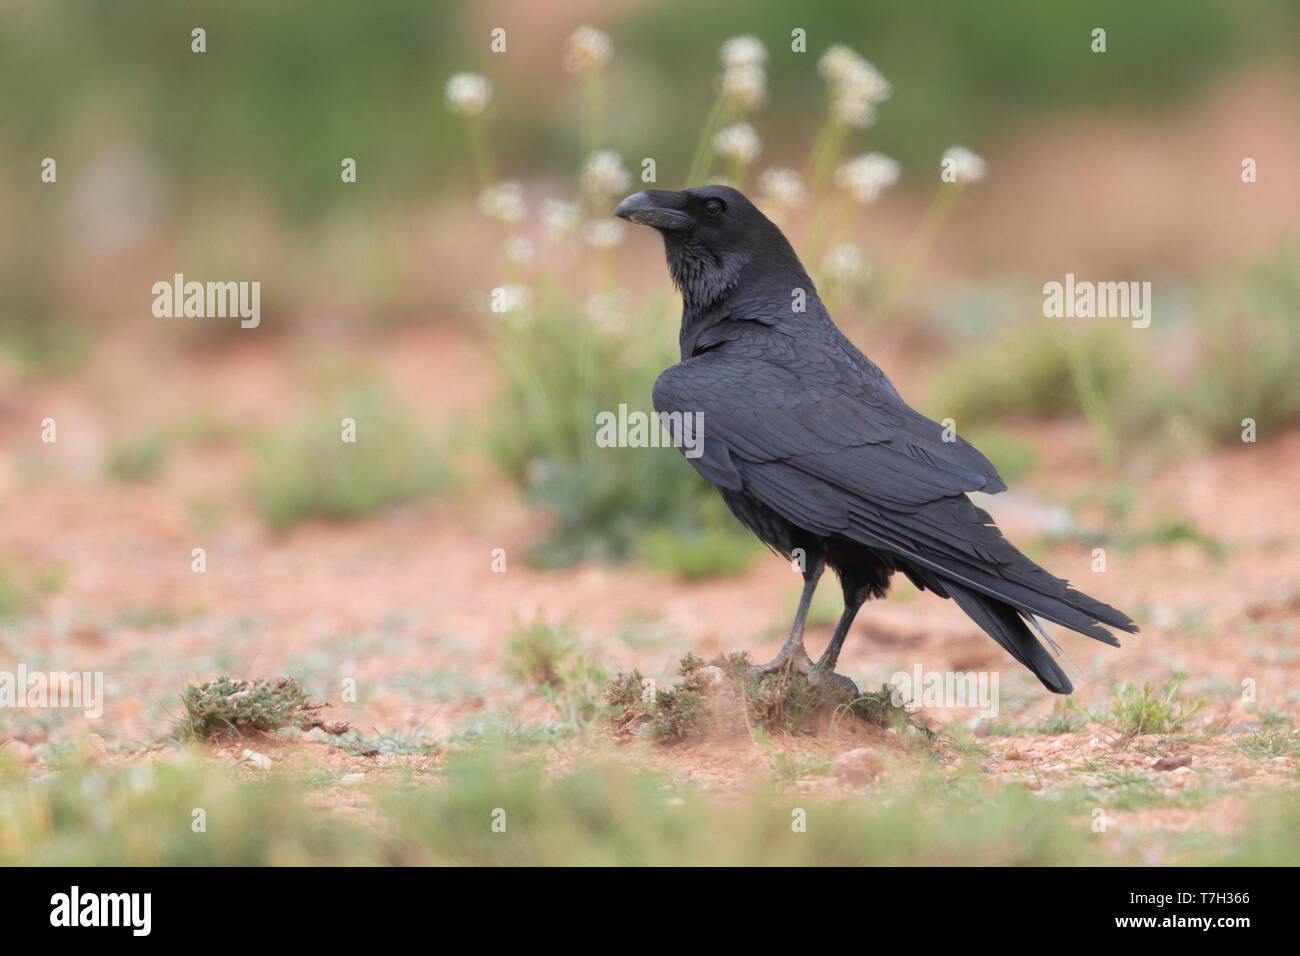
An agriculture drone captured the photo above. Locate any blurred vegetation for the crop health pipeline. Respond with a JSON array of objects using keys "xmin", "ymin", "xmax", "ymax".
[
  {"xmin": 0, "ymin": 558, "xmax": 69, "ymax": 621},
  {"xmin": 0, "ymin": 563, "xmax": 25, "ymax": 619},
  {"xmin": 2, "ymin": 744, "xmax": 1297, "ymax": 865},
  {"xmin": 929, "ymin": 321, "xmax": 1133, "ymax": 430},
  {"xmin": 4, "ymin": 0, "xmax": 1295, "ymax": 351},
  {"xmin": 251, "ymin": 387, "xmax": 450, "ymax": 529},
  {"xmin": 0, "ymin": 1, "xmax": 468, "ymax": 219},
  {"xmin": 613, "ymin": 0, "xmax": 1298, "ymax": 182},
  {"xmin": 489, "ymin": 292, "xmax": 759, "ymax": 571},
  {"xmin": 5, "ymin": 1, "xmax": 1293, "ymax": 208},
  {"xmin": 3, "ymin": 0, "xmax": 1298, "ymax": 564},
  {"xmin": 103, "ymin": 432, "xmax": 168, "ymax": 483},
  {"xmin": 504, "ymin": 613, "xmax": 608, "ymax": 731},
  {"xmin": 1178, "ymin": 246, "xmax": 1300, "ymax": 442},
  {"xmin": 931, "ymin": 245, "xmax": 1300, "ymax": 466}
]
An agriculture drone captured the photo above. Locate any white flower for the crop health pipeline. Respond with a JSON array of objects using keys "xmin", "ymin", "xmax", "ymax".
[
  {"xmin": 818, "ymin": 47, "xmax": 890, "ymax": 129},
  {"xmin": 716, "ymin": 38, "xmax": 767, "ymax": 111},
  {"xmin": 477, "ymin": 181, "xmax": 525, "ymax": 224},
  {"xmin": 565, "ymin": 26, "xmax": 612, "ymax": 75},
  {"xmin": 713, "ymin": 122, "xmax": 761, "ymax": 164},
  {"xmin": 757, "ymin": 167, "xmax": 805, "ymax": 208},
  {"xmin": 582, "ymin": 291, "xmax": 629, "ymax": 332},
  {"xmin": 581, "ymin": 219, "xmax": 625, "ymax": 249},
  {"xmin": 831, "ymin": 98, "xmax": 876, "ymax": 129},
  {"xmin": 504, "ymin": 236, "xmax": 534, "ymax": 266},
  {"xmin": 822, "ymin": 244, "xmax": 871, "ymax": 284},
  {"xmin": 834, "ymin": 153, "xmax": 900, "ymax": 204},
  {"xmin": 540, "ymin": 199, "xmax": 580, "ymax": 241},
  {"xmin": 818, "ymin": 45, "xmax": 860, "ymax": 84},
  {"xmin": 838, "ymin": 57, "xmax": 891, "ymax": 105},
  {"xmin": 580, "ymin": 150, "xmax": 631, "ymax": 197},
  {"xmin": 445, "ymin": 73, "xmax": 492, "ymax": 116},
  {"xmin": 721, "ymin": 35, "xmax": 767, "ymax": 69},
  {"xmin": 943, "ymin": 146, "xmax": 986, "ymax": 183},
  {"xmin": 721, "ymin": 63, "xmax": 767, "ymax": 110}
]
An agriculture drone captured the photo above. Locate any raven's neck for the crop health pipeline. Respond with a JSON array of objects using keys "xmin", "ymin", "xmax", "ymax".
[{"xmin": 677, "ymin": 259, "xmax": 822, "ymax": 359}]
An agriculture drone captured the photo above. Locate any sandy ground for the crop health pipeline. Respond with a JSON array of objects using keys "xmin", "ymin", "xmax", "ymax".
[
  {"xmin": 1, "ymin": 322, "xmax": 1297, "ymax": 858},
  {"xmin": 2, "ymin": 69, "xmax": 1299, "ymax": 856}
]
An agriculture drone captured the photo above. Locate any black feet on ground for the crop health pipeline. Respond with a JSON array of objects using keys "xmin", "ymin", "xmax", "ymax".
[{"xmin": 747, "ymin": 655, "xmax": 859, "ymax": 704}]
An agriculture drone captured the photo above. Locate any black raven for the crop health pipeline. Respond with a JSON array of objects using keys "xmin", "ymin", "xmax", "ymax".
[{"xmin": 614, "ymin": 185, "xmax": 1137, "ymax": 696}]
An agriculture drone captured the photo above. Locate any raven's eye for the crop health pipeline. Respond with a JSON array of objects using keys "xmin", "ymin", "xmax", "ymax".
[{"xmin": 703, "ymin": 198, "xmax": 724, "ymax": 217}]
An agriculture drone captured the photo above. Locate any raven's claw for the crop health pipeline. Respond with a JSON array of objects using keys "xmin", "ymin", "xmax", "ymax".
[{"xmin": 808, "ymin": 666, "xmax": 860, "ymax": 703}]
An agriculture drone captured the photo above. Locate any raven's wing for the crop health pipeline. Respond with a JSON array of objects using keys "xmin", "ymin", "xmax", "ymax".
[
  {"xmin": 654, "ymin": 346, "xmax": 1006, "ymax": 503},
  {"xmin": 653, "ymin": 350, "xmax": 1137, "ymax": 652}
]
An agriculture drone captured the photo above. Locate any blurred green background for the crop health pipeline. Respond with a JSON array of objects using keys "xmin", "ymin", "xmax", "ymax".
[{"xmin": 2, "ymin": 0, "xmax": 1298, "ymax": 556}]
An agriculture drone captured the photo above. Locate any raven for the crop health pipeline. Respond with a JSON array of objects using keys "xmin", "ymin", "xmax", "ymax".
[{"xmin": 614, "ymin": 185, "xmax": 1137, "ymax": 696}]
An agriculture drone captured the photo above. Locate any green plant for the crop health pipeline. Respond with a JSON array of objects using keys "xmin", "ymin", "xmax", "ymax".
[
  {"xmin": 1183, "ymin": 246, "xmax": 1300, "ymax": 442},
  {"xmin": 929, "ymin": 320, "xmax": 1132, "ymax": 431},
  {"xmin": 0, "ymin": 562, "xmax": 26, "ymax": 619},
  {"xmin": 176, "ymin": 675, "xmax": 346, "ymax": 740},
  {"xmin": 504, "ymin": 613, "xmax": 607, "ymax": 731},
  {"xmin": 251, "ymin": 388, "xmax": 450, "ymax": 530},
  {"xmin": 1236, "ymin": 722, "xmax": 1300, "ymax": 759},
  {"xmin": 639, "ymin": 523, "xmax": 761, "ymax": 580},
  {"xmin": 1101, "ymin": 676, "xmax": 1207, "ymax": 737},
  {"xmin": 104, "ymin": 433, "xmax": 167, "ymax": 482}
]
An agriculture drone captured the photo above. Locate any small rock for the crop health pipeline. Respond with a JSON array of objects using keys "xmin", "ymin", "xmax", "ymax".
[
  {"xmin": 834, "ymin": 747, "xmax": 882, "ymax": 785},
  {"xmin": 1003, "ymin": 747, "xmax": 1024, "ymax": 761},
  {"xmin": 1024, "ymin": 777, "xmax": 1043, "ymax": 791},
  {"xmin": 694, "ymin": 665, "xmax": 726, "ymax": 690},
  {"xmin": 240, "ymin": 749, "xmax": 272, "ymax": 771},
  {"xmin": 1167, "ymin": 766, "xmax": 1200, "ymax": 788},
  {"xmin": 972, "ymin": 723, "xmax": 991, "ymax": 738},
  {"xmin": 1152, "ymin": 755, "xmax": 1192, "ymax": 772},
  {"xmin": 83, "ymin": 733, "xmax": 110, "ymax": 765},
  {"xmin": 339, "ymin": 773, "xmax": 366, "ymax": 787}
]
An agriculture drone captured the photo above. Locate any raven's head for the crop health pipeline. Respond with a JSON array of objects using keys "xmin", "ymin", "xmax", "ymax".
[{"xmin": 614, "ymin": 185, "xmax": 806, "ymax": 312}]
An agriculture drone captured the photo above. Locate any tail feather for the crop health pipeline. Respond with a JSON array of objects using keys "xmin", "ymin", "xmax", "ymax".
[
  {"xmin": 945, "ymin": 581, "xmax": 1074, "ymax": 694},
  {"xmin": 840, "ymin": 504, "xmax": 1139, "ymax": 645}
]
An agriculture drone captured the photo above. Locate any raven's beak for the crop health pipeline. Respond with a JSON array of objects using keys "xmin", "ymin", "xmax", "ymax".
[{"xmin": 614, "ymin": 190, "xmax": 693, "ymax": 231}]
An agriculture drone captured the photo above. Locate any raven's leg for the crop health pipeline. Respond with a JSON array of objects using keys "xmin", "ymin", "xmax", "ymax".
[
  {"xmin": 748, "ymin": 556, "xmax": 825, "ymax": 676},
  {"xmin": 809, "ymin": 592, "xmax": 865, "ymax": 699}
]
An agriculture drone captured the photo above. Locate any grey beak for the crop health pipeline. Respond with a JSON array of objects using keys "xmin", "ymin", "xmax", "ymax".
[{"xmin": 614, "ymin": 190, "xmax": 694, "ymax": 231}]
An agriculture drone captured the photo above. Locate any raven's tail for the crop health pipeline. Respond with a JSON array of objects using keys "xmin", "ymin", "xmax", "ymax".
[{"xmin": 945, "ymin": 581, "xmax": 1077, "ymax": 693}]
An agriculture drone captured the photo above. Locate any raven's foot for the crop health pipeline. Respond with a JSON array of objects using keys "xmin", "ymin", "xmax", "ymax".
[
  {"xmin": 808, "ymin": 666, "xmax": 860, "ymax": 704},
  {"xmin": 747, "ymin": 647, "xmax": 813, "ymax": 679}
]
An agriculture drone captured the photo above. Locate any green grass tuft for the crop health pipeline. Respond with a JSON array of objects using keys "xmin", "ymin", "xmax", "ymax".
[
  {"xmin": 103, "ymin": 433, "xmax": 167, "ymax": 483},
  {"xmin": 1101, "ymin": 676, "xmax": 1207, "ymax": 737},
  {"xmin": 175, "ymin": 675, "xmax": 347, "ymax": 740},
  {"xmin": 251, "ymin": 388, "xmax": 450, "ymax": 530}
]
